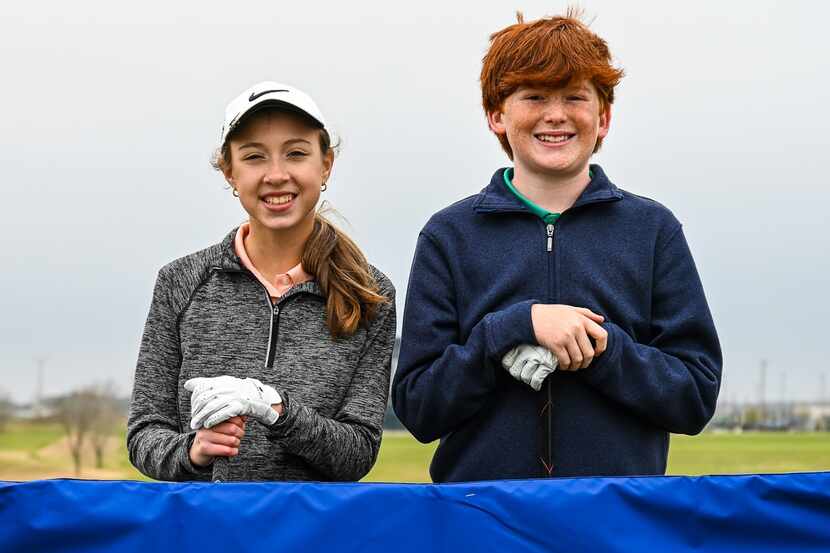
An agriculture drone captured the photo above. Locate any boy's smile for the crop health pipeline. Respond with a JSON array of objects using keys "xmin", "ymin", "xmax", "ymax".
[{"xmin": 487, "ymin": 80, "xmax": 610, "ymax": 182}]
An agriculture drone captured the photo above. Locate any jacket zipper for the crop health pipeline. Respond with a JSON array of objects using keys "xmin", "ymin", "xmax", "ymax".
[
  {"xmin": 542, "ymin": 221, "xmax": 556, "ymax": 476},
  {"xmin": 265, "ymin": 294, "xmax": 307, "ymax": 368},
  {"xmin": 265, "ymin": 303, "xmax": 281, "ymax": 368},
  {"xmin": 211, "ymin": 266, "xmax": 303, "ymax": 369},
  {"xmin": 546, "ymin": 223, "xmax": 554, "ymax": 252},
  {"xmin": 206, "ymin": 266, "xmax": 309, "ymax": 482},
  {"xmin": 264, "ymin": 293, "xmax": 311, "ymax": 368}
]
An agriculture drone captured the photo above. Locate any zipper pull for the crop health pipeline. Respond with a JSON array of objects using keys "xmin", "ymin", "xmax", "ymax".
[{"xmin": 546, "ymin": 224, "xmax": 554, "ymax": 252}]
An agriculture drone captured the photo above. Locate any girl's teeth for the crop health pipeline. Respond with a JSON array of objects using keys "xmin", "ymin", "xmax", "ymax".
[{"xmin": 265, "ymin": 195, "xmax": 293, "ymax": 205}]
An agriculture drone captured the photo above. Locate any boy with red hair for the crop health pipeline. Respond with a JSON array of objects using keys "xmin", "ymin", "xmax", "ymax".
[{"xmin": 393, "ymin": 11, "xmax": 722, "ymax": 482}]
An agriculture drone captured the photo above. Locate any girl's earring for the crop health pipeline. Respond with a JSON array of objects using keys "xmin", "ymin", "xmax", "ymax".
[
  {"xmin": 232, "ymin": 188, "xmax": 239, "ymax": 197},
  {"xmin": 321, "ymin": 182, "xmax": 328, "ymax": 192}
]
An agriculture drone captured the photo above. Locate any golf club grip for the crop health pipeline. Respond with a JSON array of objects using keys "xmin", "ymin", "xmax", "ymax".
[{"xmin": 212, "ymin": 456, "xmax": 230, "ymax": 482}]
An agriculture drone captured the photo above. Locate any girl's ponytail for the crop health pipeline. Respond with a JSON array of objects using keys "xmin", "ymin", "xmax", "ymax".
[{"xmin": 302, "ymin": 213, "xmax": 388, "ymax": 337}]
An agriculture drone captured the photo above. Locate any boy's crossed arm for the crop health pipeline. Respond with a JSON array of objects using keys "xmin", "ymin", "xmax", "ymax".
[
  {"xmin": 574, "ymin": 227, "xmax": 722, "ymax": 435},
  {"xmin": 392, "ymin": 232, "xmax": 540, "ymax": 443},
  {"xmin": 506, "ymin": 229, "xmax": 720, "ymax": 436},
  {"xmin": 393, "ymin": 233, "xmax": 609, "ymax": 442},
  {"xmin": 530, "ymin": 304, "xmax": 607, "ymax": 370},
  {"xmin": 502, "ymin": 305, "xmax": 608, "ymax": 390}
]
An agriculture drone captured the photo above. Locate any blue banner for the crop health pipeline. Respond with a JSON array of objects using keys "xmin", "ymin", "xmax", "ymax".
[{"xmin": 2, "ymin": 472, "xmax": 829, "ymax": 552}]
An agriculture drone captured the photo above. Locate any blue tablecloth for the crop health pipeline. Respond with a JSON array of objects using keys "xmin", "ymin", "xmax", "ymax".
[{"xmin": 2, "ymin": 472, "xmax": 829, "ymax": 552}]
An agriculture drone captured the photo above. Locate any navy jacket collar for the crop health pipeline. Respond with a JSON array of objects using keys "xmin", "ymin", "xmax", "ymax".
[{"xmin": 473, "ymin": 164, "xmax": 623, "ymax": 215}]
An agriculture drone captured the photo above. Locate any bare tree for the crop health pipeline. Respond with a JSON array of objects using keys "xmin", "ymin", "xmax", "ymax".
[
  {"xmin": 88, "ymin": 383, "xmax": 120, "ymax": 469},
  {"xmin": 0, "ymin": 389, "xmax": 12, "ymax": 432},
  {"xmin": 52, "ymin": 389, "xmax": 99, "ymax": 475}
]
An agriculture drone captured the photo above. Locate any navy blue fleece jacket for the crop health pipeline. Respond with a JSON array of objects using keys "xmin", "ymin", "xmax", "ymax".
[{"xmin": 392, "ymin": 165, "xmax": 722, "ymax": 482}]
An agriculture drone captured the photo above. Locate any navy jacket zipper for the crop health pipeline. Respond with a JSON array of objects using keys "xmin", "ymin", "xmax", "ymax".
[{"xmin": 542, "ymin": 222, "xmax": 555, "ymax": 476}]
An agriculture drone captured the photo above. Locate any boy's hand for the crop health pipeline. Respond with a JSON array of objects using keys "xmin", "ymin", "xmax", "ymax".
[{"xmin": 531, "ymin": 304, "xmax": 608, "ymax": 370}]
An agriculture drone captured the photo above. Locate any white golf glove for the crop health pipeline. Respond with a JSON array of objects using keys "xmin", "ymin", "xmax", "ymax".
[
  {"xmin": 184, "ymin": 375, "xmax": 282, "ymax": 429},
  {"xmin": 501, "ymin": 344, "xmax": 558, "ymax": 391}
]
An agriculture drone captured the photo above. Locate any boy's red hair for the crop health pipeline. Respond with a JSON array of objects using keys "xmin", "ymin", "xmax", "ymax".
[{"xmin": 481, "ymin": 9, "xmax": 624, "ymax": 158}]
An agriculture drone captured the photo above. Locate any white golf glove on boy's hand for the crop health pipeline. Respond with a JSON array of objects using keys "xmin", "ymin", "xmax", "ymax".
[
  {"xmin": 501, "ymin": 344, "xmax": 558, "ymax": 391},
  {"xmin": 184, "ymin": 375, "xmax": 282, "ymax": 429}
]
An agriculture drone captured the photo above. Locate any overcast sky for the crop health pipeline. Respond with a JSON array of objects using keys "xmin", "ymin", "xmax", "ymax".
[{"xmin": 1, "ymin": 0, "xmax": 828, "ymax": 405}]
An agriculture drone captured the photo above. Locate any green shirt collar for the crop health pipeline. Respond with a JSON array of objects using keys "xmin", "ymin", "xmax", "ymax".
[{"xmin": 502, "ymin": 168, "xmax": 561, "ymax": 224}]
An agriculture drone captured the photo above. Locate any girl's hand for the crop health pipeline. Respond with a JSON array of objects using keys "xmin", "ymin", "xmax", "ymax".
[
  {"xmin": 189, "ymin": 416, "xmax": 246, "ymax": 467},
  {"xmin": 185, "ymin": 376, "xmax": 282, "ymax": 429}
]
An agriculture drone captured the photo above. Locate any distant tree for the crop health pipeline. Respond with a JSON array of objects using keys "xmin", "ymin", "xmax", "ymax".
[
  {"xmin": 52, "ymin": 383, "xmax": 122, "ymax": 474},
  {"xmin": 741, "ymin": 406, "xmax": 762, "ymax": 430},
  {"xmin": 88, "ymin": 383, "xmax": 120, "ymax": 469},
  {"xmin": 53, "ymin": 390, "xmax": 94, "ymax": 474},
  {"xmin": 0, "ymin": 390, "xmax": 12, "ymax": 432}
]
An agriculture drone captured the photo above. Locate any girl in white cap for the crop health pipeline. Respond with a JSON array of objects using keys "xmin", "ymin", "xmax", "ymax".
[{"xmin": 127, "ymin": 82, "xmax": 396, "ymax": 482}]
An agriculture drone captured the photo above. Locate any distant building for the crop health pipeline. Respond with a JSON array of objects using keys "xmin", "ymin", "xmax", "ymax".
[
  {"xmin": 711, "ymin": 400, "xmax": 830, "ymax": 432},
  {"xmin": 794, "ymin": 404, "xmax": 830, "ymax": 431}
]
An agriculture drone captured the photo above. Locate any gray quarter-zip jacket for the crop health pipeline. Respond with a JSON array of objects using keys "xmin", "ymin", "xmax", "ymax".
[{"xmin": 127, "ymin": 228, "xmax": 396, "ymax": 482}]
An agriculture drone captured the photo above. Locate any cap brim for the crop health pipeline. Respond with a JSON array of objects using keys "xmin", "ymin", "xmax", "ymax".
[{"xmin": 227, "ymin": 99, "xmax": 324, "ymax": 140}]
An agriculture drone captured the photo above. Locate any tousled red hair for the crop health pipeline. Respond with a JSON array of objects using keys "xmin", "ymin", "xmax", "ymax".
[{"xmin": 480, "ymin": 9, "xmax": 624, "ymax": 158}]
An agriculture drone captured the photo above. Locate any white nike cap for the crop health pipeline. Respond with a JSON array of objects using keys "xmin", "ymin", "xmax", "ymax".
[{"xmin": 219, "ymin": 81, "xmax": 327, "ymax": 149}]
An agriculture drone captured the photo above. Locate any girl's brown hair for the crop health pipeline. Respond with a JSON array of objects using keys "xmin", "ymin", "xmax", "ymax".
[
  {"xmin": 480, "ymin": 8, "xmax": 625, "ymax": 158},
  {"xmin": 212, "ymin": 109, "xmax": 388, "ymax": 338}
]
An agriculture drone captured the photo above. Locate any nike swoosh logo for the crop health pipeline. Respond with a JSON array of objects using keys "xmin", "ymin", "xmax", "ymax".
[{"xmin": 249, "ymin": 89, "xmax": 288, "ymax": 102}]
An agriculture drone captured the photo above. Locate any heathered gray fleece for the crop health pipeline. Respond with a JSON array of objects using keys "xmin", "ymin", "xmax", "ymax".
[{"xmin": 127, "ymin": 228, "xmax": 396, "ymax": 482}]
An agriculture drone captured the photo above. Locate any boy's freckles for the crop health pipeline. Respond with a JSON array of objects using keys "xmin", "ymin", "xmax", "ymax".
[{"xmin": 488, "ymin": 80, "xmax": 610, "ymax": 179}]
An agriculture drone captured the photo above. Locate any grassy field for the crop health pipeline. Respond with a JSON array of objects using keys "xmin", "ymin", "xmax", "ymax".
[
  {"xmin": 364, "ymin": 431, "xmax": 830, "ymax": 482},
  {"xmin": 666, "ymin": 431, "xmax": 830, "ymax": 476},
  {"xmin": 1, "ymin": 421, "xmax": 828, "ymax": 482}
]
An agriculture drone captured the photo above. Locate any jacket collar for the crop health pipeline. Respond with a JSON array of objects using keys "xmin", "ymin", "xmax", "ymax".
[
  {"xmin": 472, "ymin": 164, "xmax": 623, "ymax": 215},
  {"xmin": 218, "ymin": 228, "xmax": 244, "ymax": 270},
  {"xmin": 215, "ymin": 227, "xmax": 324, "ymax": 299}
]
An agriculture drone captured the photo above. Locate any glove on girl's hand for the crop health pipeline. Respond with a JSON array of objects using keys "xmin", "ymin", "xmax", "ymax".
[
  {"xmin": 184, "ymin": 375, "xmax": 282, "ymax": 429},
  {"xmin": 501, "ymin": 344, "xmax": 558, "ymax": 391}
]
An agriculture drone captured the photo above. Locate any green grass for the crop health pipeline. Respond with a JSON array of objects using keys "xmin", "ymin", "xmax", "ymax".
[
  {"xmin": 365, "ymin": 431, "xmax": 830, "ymax": 482},
  {"xmin": 0, "ymin": 422, "xmax": 63, "ymax": 452},
  {"xmin": 667, "ymin": 432, "xmax": 830, "ymax": 475},
  {"xmin": 363, "ymin": 431, "xmax": 438, "ymax": 483},
  {"xmin": 2, "ymin": 422, "xmax": 828, "ymax": 482}
]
